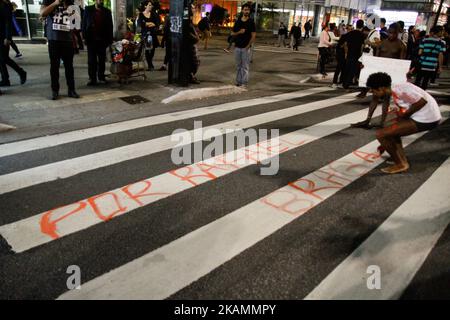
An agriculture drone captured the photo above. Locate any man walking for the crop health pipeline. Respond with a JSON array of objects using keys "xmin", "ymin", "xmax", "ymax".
[
  {"xmin": 289, "ymin": 22, "xmax": 301, "ymax": 50},
  {"xmin": 231, "ymin": 3, "xmax": 255, "ymax": 88},
  {"xmin": 304, "ymin": 19, "xmax": 312, "ymax": 40},
  {"xmin": 198, "ymin": 12, "xmax": 211, "ymax": 50},
  {"xmin": 277, "ymin": 22, "xmax": 287, "ymax": 47},
  {"xmin": 82, "ymin": 0, "xmax": 113, "ymax": 85},
  {"xmin": 0, "ymin": 0, "xmax": 27, "ymax": 90}
]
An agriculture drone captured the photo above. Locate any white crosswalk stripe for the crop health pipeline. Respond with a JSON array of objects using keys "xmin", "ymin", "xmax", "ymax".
[{"xmin": 1, "ymin": 87, "xmax": 449, "ymax": 300}]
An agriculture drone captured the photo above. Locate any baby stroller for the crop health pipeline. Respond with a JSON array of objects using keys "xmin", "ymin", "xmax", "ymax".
[{"xmin": 110, "ymin": 38, "xmax": 147, "ymax": 84}]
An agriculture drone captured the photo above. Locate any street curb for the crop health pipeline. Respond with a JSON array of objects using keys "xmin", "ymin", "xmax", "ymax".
[{"xmin": 0, "ymin": 124, "xmax": 16, "ymax": 132}]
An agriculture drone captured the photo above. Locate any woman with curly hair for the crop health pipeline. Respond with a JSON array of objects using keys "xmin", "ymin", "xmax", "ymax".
[{"xmin": 138, "ymin": 0, "xmax": 160, "ymax": 71}]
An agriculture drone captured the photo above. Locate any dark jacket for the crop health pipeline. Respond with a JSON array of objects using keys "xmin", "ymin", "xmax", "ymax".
[
  {"xmin": 0, "ymin": 0, "xmax": 13, "ymax": 41},
  {"xmin": 290, "ymin": 25, "xmax": 301, "ymax": 39},
  {"xmin": 138, "ymin": 11, "xmax": 160, "ymax": 48},
  {"xmin": 82, "ymin": 5, "xmax": 113, "ymax": 45}
]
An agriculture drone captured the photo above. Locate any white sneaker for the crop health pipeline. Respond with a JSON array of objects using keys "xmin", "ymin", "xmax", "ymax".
[
  {"xmin": 429, "ymin": 83, "xmax": 439, "ymax": 87},
  {"xmin": 331, "ymin": 84, "xmax": 338, "ymax": 88}
]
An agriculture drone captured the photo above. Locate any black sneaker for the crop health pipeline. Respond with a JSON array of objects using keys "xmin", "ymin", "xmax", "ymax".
[
  {"xmin": 51, "ymin": 91, "xmax": 59, "ymax": 100},
  {"xmin": 87, "ymin": 80, "xmax": 98, "ymax": 86},
  {"xmin": 68, "ymin": 90, "xmax": 80, "ymax": 98},
  {"xmin": 20, "ymin": 71, "xmax": 27, "ymax": 85},
  {"xmin": 0, "ymin": 80, "xmax": 11, "ymax": 87},
  {"xmin": 189, "ymin": 77, "xmax": 200, "ymax": 84}
]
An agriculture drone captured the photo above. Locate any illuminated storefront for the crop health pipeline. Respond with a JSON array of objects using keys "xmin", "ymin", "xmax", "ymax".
[{"xmin": 12, "ymin": 0, "xmax": 110, "ymax": 39}]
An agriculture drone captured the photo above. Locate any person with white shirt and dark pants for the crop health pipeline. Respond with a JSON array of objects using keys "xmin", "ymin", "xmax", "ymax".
[{"xmin": 318, "ymin": 23, "xmax": 333, "ymax": 78}]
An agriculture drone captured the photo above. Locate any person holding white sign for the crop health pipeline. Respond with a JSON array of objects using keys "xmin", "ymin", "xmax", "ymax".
[
  {"xmin": 356, "ymin": 23, "xmax": 406, "ymax": 99},
  {"xmin": 367, "ymin": 72, "xmax": 442, "ymax": 174}
]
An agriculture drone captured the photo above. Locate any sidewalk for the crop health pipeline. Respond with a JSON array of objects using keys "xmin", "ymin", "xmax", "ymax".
[{"xmin": 0, "ymin": 38, "xmax": 321, "ymax": 144}]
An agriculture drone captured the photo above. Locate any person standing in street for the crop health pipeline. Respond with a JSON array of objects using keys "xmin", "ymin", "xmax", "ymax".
[
  {"xmin": 186, "ymin": 5, "xmax": 200, "ymax": 84},
  {"xmin": 10, "ymin": 1, "xmax": 23, "ymax": 58},
  {"xmin": 0, "ymin": 0, "xmax": 27, "ymax": 90},
  {"xmin": 198, "ymin": 12, "xmax": 211, "ymax": 50},
  {"xmin": 379, "ymin": 18, "xmax": 388, "ymax": 40},
  {"xmin": 351, "ymin": 23, "xmax": 406, "ymax": 127},
  {"xmin": 406, "ymin": 25, "xmax": 416, "ymax": 60},
  {"xmin": 231, "ymin": 2, "xmax": 256, "ymax": 88},
  {"xmin": 82, "ymin": 0, "xmax": 113, "ymax": 85},
  {"xmin": 318, "ymin": 23, "xmax": 333, "ymax": 78},
  {"xmin": 277, "ymin": 22, "xmax": 287, "ymax": 47},
  {"xmin": 415, "ymin": 26, "xmax": 445, "ymax": 90},
  {"xmin": 342, "ymin": 19, "xmax": 365, "ymax": 89},
  {"xmin": 332, "ymin": 30, "xmax": 346, "ymax": 88},
  {"xmin": 397, "ymin": 21, "xmax": 408, "ymax": 46},
  {"xmin": 138, "ymin": 0, "xmax": 160, "ymax": 71},
  {"xmin": 71, "ymin": 1, "xmax": 83, "ymax": 54},
  {"xmin": 338, "ymin": 20, "xmax": 346, "ymax": 36},
  {"xmin": 304, "ymin": 19, "xmax": 312, "ymax": 40},
  {"xmin": 41, "ymin": 0, "xmax": 79, "ymax": 100},
  {"xmin": 158, "ymin": 12, "xmax": 170, "ymax": 71},
  {"xmin": 354, "ymin": 24, "xmax": 380, "ymax": 97},
  {"xmin": 289, "ymin": 22, "xmax": 301, "ymax": 51}
]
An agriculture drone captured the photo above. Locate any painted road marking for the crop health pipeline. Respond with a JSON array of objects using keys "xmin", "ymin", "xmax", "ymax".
[
  {"xmin": 0, "ymin": 105, "xmax": 377, "ymax": 253},
  {"xmin": 57, "ymin": 108, "xmax": 450, "ymax": 299},
  {"xmin": 0, "ymin": 93, "xmax": 358, "ymax": 195},
  {"xmin": 305, "ymin": 158, "xmax": 450, "ymax": 300},
  {"xmin": 0, "ymin": 87, "xmax": 331, "ymax": 158}
]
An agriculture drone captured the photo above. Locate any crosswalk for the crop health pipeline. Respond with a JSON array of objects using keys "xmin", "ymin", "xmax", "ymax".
[{"xmin": 0, "ymin": 87, "xmax": 449, "ymax": 300}]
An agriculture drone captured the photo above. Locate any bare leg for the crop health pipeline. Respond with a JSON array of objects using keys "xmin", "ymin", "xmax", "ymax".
[{"xmin": 376, "ymin": 120, "xmax": 418, "ymax": 174}]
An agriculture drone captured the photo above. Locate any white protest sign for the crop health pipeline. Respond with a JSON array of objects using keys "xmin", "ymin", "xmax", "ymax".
[{"xmin": 359, "ymin": 56, "xmax": 411, "ymax": 87}]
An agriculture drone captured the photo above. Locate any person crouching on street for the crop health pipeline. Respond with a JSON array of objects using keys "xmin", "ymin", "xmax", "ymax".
[
  {"xmin": 367, "ymin": 72, "xmax": 442, "ymax": 174},
  {"xmin": 40, "ymin": 0, "xmax": 80, "ymax": 100}
]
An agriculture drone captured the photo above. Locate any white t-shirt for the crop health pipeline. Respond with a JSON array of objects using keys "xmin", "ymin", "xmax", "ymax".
[{"xmin": 391, "ymin": 82, "xmax": 442, "ymax": 123}]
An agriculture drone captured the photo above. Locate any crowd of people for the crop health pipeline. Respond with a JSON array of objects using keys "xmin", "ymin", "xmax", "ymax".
[
  {"xmin": 1, "ymin": 0, "xmax": 449, "ymax": 103},
  {"xmin": 0, "ymin": 0, "xmax": 258, "ymax": 96},
  {"xmin": 274, "ymin": 19, "xmax": 313, "ymax": 51},
  {"xmin": 315, "ymin": 18, "xmax": 448, "ymax": 174},
  {"xmin": 317, "ymin": 17, "xmax": 449, "ymax": 94}
]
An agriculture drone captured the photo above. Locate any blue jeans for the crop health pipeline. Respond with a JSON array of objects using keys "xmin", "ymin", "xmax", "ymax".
[{"xmin": 235, "ymin": 47, "xmax": 251, "ymax": 85}]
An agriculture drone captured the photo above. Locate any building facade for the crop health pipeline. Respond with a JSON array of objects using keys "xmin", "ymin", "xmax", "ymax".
[{"xmin": 11, "ymin": 0, "xmax": 449, "ymax": 40}]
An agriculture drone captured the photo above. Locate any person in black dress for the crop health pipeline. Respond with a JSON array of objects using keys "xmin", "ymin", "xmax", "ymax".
[{"xmin": 138, "ymin": 0, "xmax": 160, "ymax": 71}]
